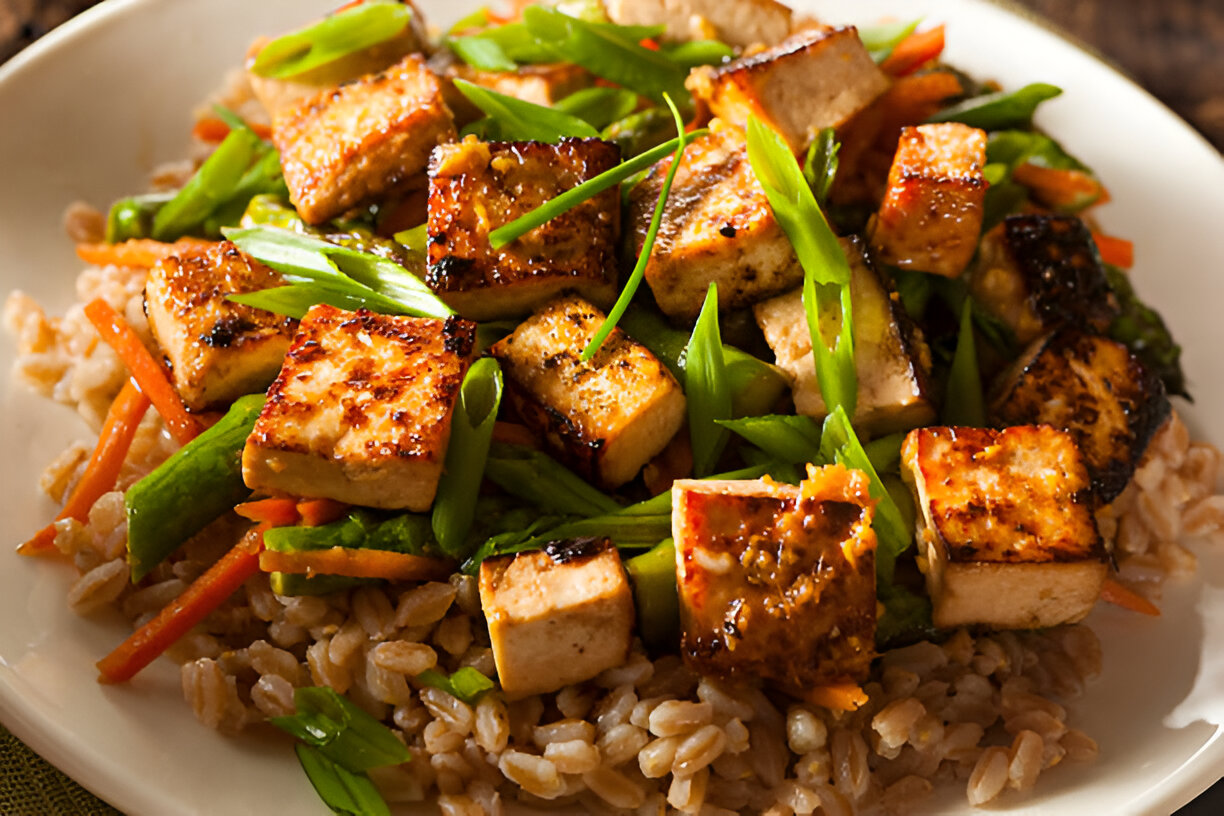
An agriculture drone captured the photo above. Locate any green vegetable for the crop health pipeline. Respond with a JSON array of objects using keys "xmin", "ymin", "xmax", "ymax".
[
  {"xmin": 802, "ymin": 127, "xmax": 840, "ymax": 206},
  {"xmin": 864, "ymin": 432, "xmax": 907, "ymax": 476},
  {"xmin": 717, "ymin": 414, "xmax": 822, "ymax": 465},
  {"xmin": 554, "ymin": 87, "xmax": 641, "ymax": 130},
  {"xmin": 805, "ymin": 270, "xmax": 858, "ymax": 419},
  {"xmin": 889, "ymin": 267, "xmax": 934, "ymax": 322},
  {"xmin": 432, "ymin": 359, "xmax": 504, "ymax": 556},
  {"xmin": 105, "ymin": 193, "xmax": 175, "ymax": 243},
  {"xmin": 581, "ymin": 96, "xmax": 690, "ymax": 361},
  {"xmin": 272, "ymin": 686, "xmax": 411, "ymax": 771},
  {"xmin": 943, "ymin": 299, "xmax": 986, "ymax": 426},
  {"xmin": 455, "ymin": 79, "xmax": 599, "ymax": 141},
  {"xmin": 858, "ymin": 19, "xmax": 920, "ymax": 62},
  {"xmin": 984, "ymin": 129, "xmax": 1103, "ymax": 213},
  {"xmin": 925, "ymin": 82, "xmax": 1062, "ymax": 130},
  {"xmin": 416, "ymin": 667, "xmax": 496, "ymax": 703},
  {"xmin": 125, "ymin": 394, "xmax": 262, "ymax": 582},
  {"xmin": 626, "ymin": 538, "xmax": 679, "ymax": 649},
  {"xmin": 601, "ymin": 106, "xmax": 680, "ymax": 159},
  {"xmin": 659, "ymin": 39, "xmax": 735, "ymax": 69},
  {"xmin": 1102, "ymin": 265, "xmax": 1189, "ymax": 399},
  {"xmin": 263, "ymin": 511, "xmax": 434, "ymax": 555},
  {"xmin": 876, "ymin": 583, "xmax": 936, "ymax": 649},
  {"xmin": 393, "ymin": 223, "xmax": 427, "ymax": 255},
  {"xmin": 447, "ymin": 34, "xmax": 517, "ymax": 72},
  {"xmin": 250, "ymin": 0, "xmax": 412, "ymax": 80},
  {"xmin": 685, "ymin": 283, "xmax": 732, "ymax": 476},
  {"xmin": 269, "ymin": 572, "xmax": 376, "ymax": 596},
  {"xmin": 484, "ymin": 443, "xmax": 622, "ymax": 516},
  {"xmin": 241, "ymin": 193, "xmax": 306, "ymax": 231},
  {"xmin": 294, "ymin": 745, "xmax": 390, "ymax": 816}
]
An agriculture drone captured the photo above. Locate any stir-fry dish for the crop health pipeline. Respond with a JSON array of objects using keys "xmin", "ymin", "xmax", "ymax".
[{"xmin": 7, "ymin": 0, "xmax": 1222, "ymax": 813}]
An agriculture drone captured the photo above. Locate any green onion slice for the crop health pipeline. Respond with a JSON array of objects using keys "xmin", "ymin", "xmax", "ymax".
[
  {"xmin": 251, "ymin": 0, "xmax": 413, "ymax": 80},
  {"xmin": 944, "ymin": 298, "xmax": 987, "ymax": 426},
  {"xmin": 416, "ymin": 667, "xmax": 496, "ymax": 703},
  {"xmin": 485, "ymin": 443, "xmax": 622, "ymax": 516},
  {"xmin": 294, "ymin": 744, "xmax": 392, "ymax": 816},
  {"xmin": 685, "ymin": 283, "xmax": 732, "ymax": 476},
  {"xmin": 271, "ymin": 686, "xmax": 411, "ymax": 773},
  {"xmin": 453, "ymin": 78, "xmax": 599, "ymax": 141},
  {"xmin": 858, "ymin": 19, "xmax": 921, "ymax": 62}
]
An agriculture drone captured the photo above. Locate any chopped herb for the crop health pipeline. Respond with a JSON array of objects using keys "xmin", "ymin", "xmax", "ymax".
[
  {"xmin": 270, "ymin": 686, "xmax": 411, "ymax": 773},
  {"xmin": 416, "ymin": 667, "xmax": 496, "ymax": 703},
  {"xmin": 294, "ymin": 745, "xmax": 391, "ymax": 816}
]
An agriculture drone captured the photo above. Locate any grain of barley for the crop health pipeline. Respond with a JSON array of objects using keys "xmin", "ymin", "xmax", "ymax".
[
  {"xmin": 544, "ymin": 738, "xmax": 601, "ymax": 773},
  {"xmin": 776, "ymin": 779, "xmax": 821, "ymax": 816},
  {"xmin": 248, "ymin": 640, "xmax": 303, "ymax": 686},
  {"xmin": 353, "ymin": 586, "xmax": 395, "ymax": 639},
  {"xmin": 435, "ymin": 614, "xmax": 474, "ymax": 656},
  {"xmin": 422, "ymin": 687, "xmax": 475, "ymax": 734},
  {"xmin": 1007, "ymin": 730, "xmax": 1044, "ymax": 791},
  {"xmin": 966, "ymin": 745, "xmax": 1010, "ymax": 805},
  {"xmin": 432, "ymin": 751, "xmax": 474, "ymax": 795},
  {"xmin": 307, "ymin": 637, "xmax": 352, "ymax": 693},
  {"xmin": 251, "ymin": 673, "xmax": 296, "ymax": 718},
  {"xmin": 639, "ymin": 735, "xmax": 681, "ymax": 778},
  {"xmin": 556, "ymin": 683, "xmax": 596, "ymax": 719},
  {"xmin": 594, "ymin": 684, "xmax": 638, "ymax": 734},
  {"xmin": 832, "ymin": 729, "xmax": 870, "ymax": 802},
  {"xmin": 371, "ymin": 640, "xmax": 438, "ymax": 676},
  {"xmin": 672, "ymin": 724, "xmax": 727, "ymax": 775},
  {"xmin": 395, "ymin": 581, "xmax": 457, "ymax": 628},
  {"xmin": 696, "ymin": 677, "xmax": 755, "ymax": 723},
  {"xmin": 424, "ymin": 718, "xmax": 466, "ymax": 754},
  {"xmin": 67, "ymin": 557, "xmax": 128, "ymax": 615},
  {"xmin": 498, "ymin": 750, "xmax": 564, "ymax": 799},
  {"xmin": 474, "ymin": 694, "xmax": 509, "ymax": 753},
  {"xmin": 667, "ymin": 767, "xmax": 709, "ymax": 813},
  {"xmin": 648, "ymin": 700, "xmax": 713, "ymax": 737},
  {"xmin": 1061, "ymin": 728, "xmax": 1099, "ymax": 762},
  {"xmin": 598, "ymin": 722, "xmax": 648, "ymax": 766}
]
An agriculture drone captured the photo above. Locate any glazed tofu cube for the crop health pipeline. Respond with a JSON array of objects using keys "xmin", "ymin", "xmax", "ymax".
[
  {"xmin": 144, "ymin": 241, "xmax": 296, "ymax": 412},
  {"xmin": 435, "ymin": 57, "xmax": 591, "ymax": 127},
  {"xmin": 901, "ymin": 425, "xmax": 1108, "ymax": 630},
  {"xmin": 672, "ymin": 465, "xmax": 878, "ymax": 690},
  {"xmin": 869, "ymin": 123, "xmax": 988, "ymax": 278},
  {"xmin": 630, "ymin": 127, "xmax": 803, "ymax": 322},
  {"xmin": 273, "ymin": 54, "xmax": 456, "ymax": 225},
  {"xmin": 687, "ymin": 26, "xmax": 889, "ymax": 153},
  {"xmin": 991, "ymin": 331, "xmax": 1171, "ymax": 503},
  {"xmin": 490, "ymin": 296, "xmax": 686, "ymax": 489},
  {"xmin": 479, "ymin": 538, "xmax": 634, "ymax": 699},
  {"xmin": 426, "ymin": 138, "xmax": 620, "ymax": 321},
  {"xmin": 969, "ymin": 215, "xmax": 1118, "ymax": 345},
  {"xmin": 604, "ymin": 0, "xmax": 792, "ymax": 48},
  {"xmin": 242, "ymin": 305, "xmax": 476, "ymax": 510},
  {"xmin": 754, "ymin": 238, "xmax": 936, "ymax": 435}
]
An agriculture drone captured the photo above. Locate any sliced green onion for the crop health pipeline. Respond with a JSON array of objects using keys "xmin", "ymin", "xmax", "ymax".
[
  {"xmin": 484, "ymin": 443, "xmax": 621, "ymax": 516},
  {"xmin": 805, "ymin": 273, "xmax": 858, "ymax": 418},
  {"xmin": 271, "ymin": 686, "xmax": 411, "ymax": 773},
  {"xmin": 802, "ymin": 127, "xmax": 840, "ymax": 205},
  {"xmin": 625, "ymin": 538, "xmax": 679, "ymax": 649},
  {"xmin": 925, "ymin": 82, "xmax": 1062, "ymax": 130},
  {"xmin": 447, "ymin": 7, "xmax": 491, "ymax": 35},
  {"xmin": 251, "ymin": 0, "xmax": 412, "ymax": 80},
  {"xmin": 392, "ymin": 223, "xmax": 427, "ymax": 255},
  {"xmin": 864, "ymin": 431, "xmax": 907, "ymax": 475},
  {"xmin": 716, "ymin": 414, "xmax": 823, "ymax": 465},
  {"xmin": 416, "ymin": 667, "xmax": 495, "ymax": 703},
  {"xmin": 454, "ymin": 78, "xmax": 599, "ymax": 142},
  {"xmin": 554, "ymin": 87, "xmax": 641, "ymax": 130},
  {"xmin": 229, "ymin": 282, "xmax": 401, "ymax": 319},
  {"xmin": 447, "ymin": 34, "xmax": 517, "ymax": 72},
  {"xmin": 294, "ymin": 744, "xmax": 391, "ymax": 816},
  {"xmin": 685, "ymin": 283, "xmax": 732, "ymax": 476},
  {"xmin": 944, "ymin": 299, "xmax": 986, "ymax": 426},
  {"xmin": 432, "ymin": 359, "xmax": 503, "ymax": 557},
  {"xmin": 659, "ymin": 39, "xmax": 735, "ymax": 69},
  {"xmin": 858, "ymin": 19, "xmax": 921, "ymax": 62},
  {"xmin": 153, "ymin": 128, "xmax": 262, "ymax": 241}
]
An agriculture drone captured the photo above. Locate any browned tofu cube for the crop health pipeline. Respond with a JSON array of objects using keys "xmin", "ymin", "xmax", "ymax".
[
  {"xmin": 479, "ymin": 538, "xmax": 634, "ymax": 699},
  {"xmin": 273, "ymin": 54, "xmax": 456, "ymax": 225},
  {"xmin": 869, "ymin": 123, "xmax": 988, "ymax": 278},
  {"xmin": 435, "ymin": 57, "xmax": 591, "ymax": 127},
  {"xmin": 630, "ymin": 127, "xmax": 803, "ymax": 322},
  {"xmin": 604, "ymin": 0, "xmax": 792, "ymax": 48},
  {"xmin": 242, "ymin": 305, "xmax": 476, "ymax": 510},
  {"xmin": 687, "ymin": 26, "xmax": 889, "ymax": 154},
  {"xmin": 672, "ymin": 466, "xmax": 878, "ymax": 690},
  {"xmin": 144, "ymin": 242, "xmax": 296, "ymax": 411},
  {"xmin": 490, "ymin": 296, "xmax": 686, "ymax": 489},
  {"xmin": 754, "ymin": 237, "xmax": 936, "ymax": 435},
  {"xmin": 991, "ymin": 330, "xmax": 1171, "ymax": 503},
  {"xmin": 426, "ymin": 138, "xmax": 620, "ymax": 321},
  {"xmin": 901, "ymin": 425, "xmax": 1108, "ymax": 630},
  {"xmin": 969, "ymin": 215, "xmax": 1118, "ymax": 345}
]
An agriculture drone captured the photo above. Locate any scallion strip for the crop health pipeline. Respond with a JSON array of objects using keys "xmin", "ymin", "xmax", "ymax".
[
  {"xmin": 447, "ymin": 34, "xmax": 517, "ymax": 72},
  {"xmin": 271, "ymin": 686, "xmax": 411, "ymax": 773},
  {"xmin": 685, "ymin": 283, "xmax": 732, "ymax": 476},
  {"xmin": 485, "ymin": 443, "xmax": 621, "ymax": 516},
  {"xmin": 251, "ymin": 0, "xmax": 412, "ymax": 80},
  {"xmin": 554, "ymin": 87, "xmax": 641, "ymax": 130},
  {"xmin": 805, "ymin": 273, "xmax": 858, "ymax": 419},
  {"xmin": 294, "ymin": 744, "xmax": 392, "ymax": 816},
  {"xmin": 453, "ymin": 78, "xmax": 598, "ymax": 141},
  {"xmin": 925, "ymin": 82, "xmax": 1062, "ymax": 130},
  {"xmin": 943, "ymin": 299, "xmax": 986, "ymax": 426},
  {"xmin": 802, "ymin": 127, "xmax": 840, "ymax": 205},
  {"xmin": 716, "ymin": 414, "xmax": 823, "ymax": 465},
  {"xmin": 416, "ymin": 667, "xmax": 495, "ymax": 703},
  {"xmin": 858, "ymin": 19, "xmax": 921, "ymax": 62}
]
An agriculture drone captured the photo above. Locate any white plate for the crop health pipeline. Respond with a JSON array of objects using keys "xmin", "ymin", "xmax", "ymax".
[{"xmin": 1, "ymin": 1, "xmax": 1221, "ymax": 814}]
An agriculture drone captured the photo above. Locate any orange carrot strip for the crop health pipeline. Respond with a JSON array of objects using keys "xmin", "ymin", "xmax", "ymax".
[
  {"xmin": 804, "ymin": 683, "xmax": 869, "ymax": 712},
  {"xmin": 19, "ymin": 379, "xmax": 150, "ymax": 556},
  {"xmin": 84, "ymin": 298, "xmax": 202, "ymax": 446},
  {"xmin": 297, "ymin": 498, "xmax": 350, "ymax": 527},
  {"xmin": 259, "ymin": 547, "xmax": 454, "ymax": 582},
  {"xmin": 1092, "ymin": 232, "xmax": 1135, "ymax": 269},
  {"xmin": 639, "ymin": 38, "xmax": 660, "ymax": 51},
  {"xmin": 1011, "ymin": 163, "xmax": 1106, "ymax": 211},
  {"xmin": 1101, "ymin": 577, "xmax": 1161, "ymax": 616},
  {"xmin": 75, "ymin": 237, "xmax": 213, "ymax": 269},
  {"xmin": 235, "ymin": 498, "xmax": 301, "ymax": 527},
  {"xmin": 880, "ymin": 25, "xmax": 945, "ymax": 77},
  {"xmin": 192, "ymin": 116, "xmax": 273, "ymax": 144},
  {"xmin": 96, "ymin": 530, "xmax": 264, "ymax": 683}
]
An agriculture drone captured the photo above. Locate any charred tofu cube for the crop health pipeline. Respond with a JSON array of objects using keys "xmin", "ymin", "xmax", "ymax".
[
  {"xmin": 901, "ymin": 425, "xmax": 1108, "ymax": 630},
  {"xmin": 687, "ymin": 27, "xmax": 889, "ymax": 154},
  {"xmin": 479, "ymin": 538, "xmax": 634, "ymax": 699},
  {"xmin": 630, "ymin": 127, "xmax": 803, "ymax": 322},
  {"xmin": 604, "ymin": 0, "xmax": 792, "ymax": 48},
  {"xmin": 672, "ymin": 465, "xmax": 878, "ymax": 690},
  {"xmin": 869, "ymin": 123, "xmax": 987, "ymax": 278},
  {"xmin": 426, "ymin": 138, "xmax": 620, "ymax": 321},
  {"xmin": 991, "ymin": 331, "xmax": 1171, "ymax": 503},
  {"xmin": 242, "ymin": 305, "xmax": 476, "ymax": 510},
  {"xmin": 144, "ymin": 242, "xmax": 296, "ymax": 412},
  {"xmin": 754, "ymin": 238, "xmax": 936, "ymax": 435},
  {"xmin": 273, "ymin": 54, "xmax": 455, "ymax": 225},
  {"xmin": 490, "ymin": 296, "xmax": 686, "ymax": 489},
  {"xmin": 969, "ymin": 215, "xmax": 1118, "ymax": 345}
]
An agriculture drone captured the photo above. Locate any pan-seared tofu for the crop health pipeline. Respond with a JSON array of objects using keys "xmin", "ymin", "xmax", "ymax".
[
  {"xmin": 754, "ymin": 238, "xmax": 936, "ymax": 435},
  {"xmin": 869, "ymin": 123, "xmax": 988, "ymax": 278},
  {"xmin": 901, "ymin": 425, "xmax": 1108, "ymax": 630},
  {"xmin": 687, "ymin": 26, "xmax": 889, "ymax": 154},
  {"xmin": 991, "ymin": 331, "xmax": 1171, "ymax": 503},
  {"xmin": 242, "ymin": 305, "xmax": 476, "ymax": 510},
  {"xmin": 490, "ymin": 296, "xmax": 686, "ymax": 489},
  {"xmin": 426, "ymin": 137, "xmax": 620, "ymax": 321},
  {"xmin": 630, "ymin": 127, "xmax": 803, "ymax": 322},
  {"xmin": 672, "ymin": 465, "xmax": 878, "ymax": 690},
  {"xmin": 969, "ymin": 215, "xmax": 1118, "ymax": 345},
  {"xmin": 479, "ymin": 538, "xmax": 634, "ymax": 699},
  {"xmin": 603, "ymin": 0, "xmax": 792, "ymax": 48},
  {"xmin": 144, "ymin": 242, "xmax": 296, "ymax": 412},
  {"xmin": 273, "ymin": 54, "xmax": 456, "ymax": 225}
]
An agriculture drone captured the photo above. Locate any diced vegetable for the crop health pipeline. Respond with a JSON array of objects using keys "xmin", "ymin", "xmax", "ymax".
[
  {"xmin": 105, "ymin": 193, "xmax": 175, "ymax": 243},
  {"xmin": 858, "ymin": 19, "xmax": 920, "ymax": 63}
]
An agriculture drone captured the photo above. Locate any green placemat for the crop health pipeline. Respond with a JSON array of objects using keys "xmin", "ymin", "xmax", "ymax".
[{"xmin": 0, "ymin": 724, "xmax": 122, "ymax": 816}]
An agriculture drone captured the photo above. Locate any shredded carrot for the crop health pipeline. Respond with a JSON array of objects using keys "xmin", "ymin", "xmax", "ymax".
[
  {"xmin": 1101, "ymin": 577, "xmax": 1161, "ymax": 616},
  {"xmin": 1093, "ymin": 232, "xmax": 1135, "ymax": 269},
  {"xmin": 805, "ymin": 682, "xmax": 870, "ymax": 712},
  {"xmin": 19, "ymin": 379, "xmax": 150, "ymax": 556},
  {"xmin": 297, "ymin": 498, "xmax": 350, "ymax": 527},
  {"xmin": 75, "ymin": 237, "xmax": 214, "ymax": 269},
  {"xmin": 192, "ymin": 116, "xmax": 273, "ymax": 144},
  {"xmin": 880, "ymin": 25, "xmax": 946, "ymax": 77},
  {"xmin": 259, "ymin": 547, "xmax": 454, "ymax": 582},
  {"xmin": 1011, "ymin": 162, "xmax": 1107, "ymax": 211},
  {"xmin": 235, "ymin": 498, "xmax": 301, "ymax": 527},
  {"xmin": 639, "ymin": 38, "xmax": 660, "ymax": 51},
  {"xmin": 492, "ymin": 421, "xmax": 538, "ymax": 447},
  {"xmin": 96, "ymin": 529, "xmax": 264, "ymax": 683},
  {"xmin": 83, "ymin": 298, "xmax": 202, "ymax": 446}
]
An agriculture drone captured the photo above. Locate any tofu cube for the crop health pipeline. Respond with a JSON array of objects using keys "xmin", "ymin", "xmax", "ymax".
[
  {"xmin": 901, "ymin": 425, "xmax": 1109, "ymax": 630},
  {"xmin": 604, "ymin": 0, "xmax": 792, "ymax": 48},
  {"xmin": 489, "ymin": 295, "xmax": 686, "ymax": 489},
  {"xmin": 754, "ymin": 237, "xmax": 936, "ymax": 435},
  {"xmin": 242, "ymin": 305, "xmax": 476, "ymax": 510},
  {"xmin": 144, "ymin": 241, "xmax": 296, "ymax": 412},
  {"xmin": 479, "ymin": 538, "xmax": 634, "ymax": 699},
  {"xmin": 687, "ymin": 26, "xmax": 890, "ymax": 154},
  {"xmin": 630, "ymin": 127, "xmax": 803, "ymax": 322},
  {"xmin": 969, "ymin": 215, "xmax": 1118, "ymax": 345},
  {"xmin": 273, "ymin": 54, "xmax": 456, "ymax": 225},
  {"xmin": 869, "ymin": 123, "xmax": 988, "ymax": 278},
  {"xmin": 991, "ymin": 330, "xmax": 1171, "ymax": 503},
  {"xmin": 672, "ymin": 465, "xmax": 878, "ymax": 690},
  {"xmin": 426, "ymin": 137, "xmax": 620, "ymax": 321}
]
